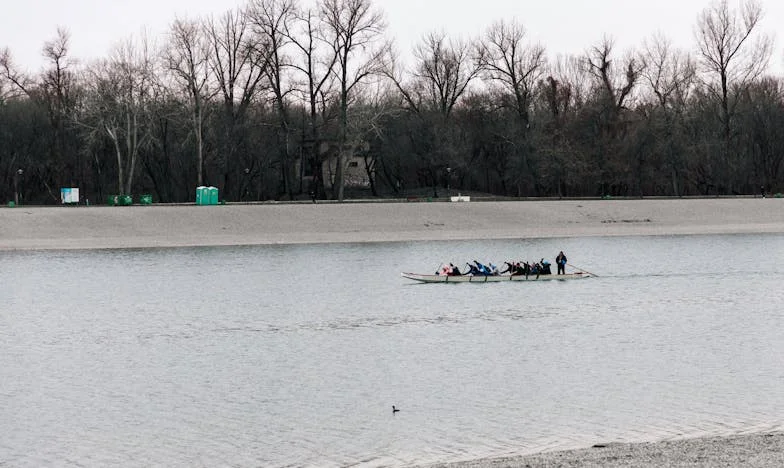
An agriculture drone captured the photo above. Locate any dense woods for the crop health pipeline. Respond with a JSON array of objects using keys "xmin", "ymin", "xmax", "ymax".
[{"xmin": 2, "ymin": 0, "xmax": 783, "ymax": 204}]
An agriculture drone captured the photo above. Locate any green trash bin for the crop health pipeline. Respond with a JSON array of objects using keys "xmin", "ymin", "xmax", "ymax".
[
  {"xmin": 8, "ymin": 201, "xmax": 15, "ymax": 208},
  {"xmin": 208, "ymin": 186, "xmax": 219, "ymax": 205},
  {"xmin": 107, "ymin": 195, "xmax": 118, "ymax": 206},
  {"xmin": 119, "ymin": 195, "xmax": 133, "ymax": 206},
  {"xmin": 140, "ymin": 194, "xmax": 152, "ymax": 205}
]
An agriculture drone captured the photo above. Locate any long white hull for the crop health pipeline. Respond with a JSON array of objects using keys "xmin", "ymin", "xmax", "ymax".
[{"xmin": 401, "ymin": 272, "xmax": 590, "ymax": 283}]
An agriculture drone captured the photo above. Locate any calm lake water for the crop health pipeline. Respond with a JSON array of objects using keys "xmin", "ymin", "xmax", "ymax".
[{"xmin": 2, "ymin": 234, "xmax": 784, "ymax": 467}]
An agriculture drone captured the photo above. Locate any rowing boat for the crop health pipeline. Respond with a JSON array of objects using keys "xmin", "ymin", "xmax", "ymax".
[{"xmin": 401, "ymin": 272, "xmax": 590, "ymax": 283}]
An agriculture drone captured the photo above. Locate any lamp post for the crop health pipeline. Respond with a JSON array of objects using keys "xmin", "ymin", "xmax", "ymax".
[
  {"xmin": 243, "ymin": 167, "xmax": 250, "ymax": 201},
  {"xmin": 446, "ymin": 167, "xmax": 451, "ymax": 198},
  {"xmin": 14, "ymin": 168, "xmax": 23, "ymax": 206}
]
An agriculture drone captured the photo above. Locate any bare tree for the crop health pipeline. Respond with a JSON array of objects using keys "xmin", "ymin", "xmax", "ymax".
[
  {"xmin": 583, "ymin": 37, "xmax": 644, "ymax": 120},
  {"xmin": 694, "ymin": 0, "xmax": 772, "ymax": 188},
  {"xmin": 534, "ymin": 55, "xmax": 593, "ymax": 196},
  {"xmin": 248, "ymin": 0, "xmax": 297, "ymax": 198},
  {"xmin": 582, "ymin": 37, "xmax": 645, "ymax": 196},
  {"xmin": 80, "ymin": 35, "xmax": 156, "ymax": 195},
  {"xmin": 2, "ymin": 29, "xmax": 80, "ymax": 199},
  {"xmin": 640, "ymin": 33, "xmax": 697, "ymax": 195},
  {"xmin": 42, "ymin": 29, "xmax": 82, "ymax": 194},
  {"xmin": 738, "ymin": 78, "xmax": 784, "ymax": 193},
  {"xmin": 387, "ymin": 31, "xmax": 481, "ymax": 118},
  {"xmin": 319, "ymin": 0, "xmax": 387, "ymax": 201},
  {"xmin": 384, "ymin": 31, "xmax": 481, "ymax": 196},
  {"xmin": 641, "ymin": 33, "xmax": 696, "ymax": 110},
  {"xmin": 541, "ymin": 54, "xmax": 591, "ymax": 122},
  {"xmin": 205, "ymin": 7, "xmax": 269, "ymax": 198},
  {"xmin": 479, "ymin": 19, "xmax": 545, "ymax": 124},
  {"xmin": 206, "ymin": 8, "xmax": 268, "ymax": 115},
  {"xmin": 284, "ymin": 7, "xmax": 337, "ymax": 198},
  {"xmin": 164, "ymin": 17, "xmax": 211, "ymax": 187},
  {"xmin": 478, "ymin": 19, "xmax": 546, "ymax": 195}
]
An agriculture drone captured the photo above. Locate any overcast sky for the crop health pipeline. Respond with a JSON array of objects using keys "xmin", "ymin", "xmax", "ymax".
[{"xmin": 1, "ymin": 0, "xmax": 782, "ymax": 73}]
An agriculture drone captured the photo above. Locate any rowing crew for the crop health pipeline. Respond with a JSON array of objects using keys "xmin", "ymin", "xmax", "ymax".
[{"xmin": 436, "ymin": 259, "xmax": 553, "ymax": 277}]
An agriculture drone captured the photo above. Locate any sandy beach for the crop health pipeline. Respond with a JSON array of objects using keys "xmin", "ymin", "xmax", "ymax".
[
  {"xmin": 2, "ymin": 197, "xmax": 784, "ymax": 251},
  {"xmin": 3, "ymin": 197, "xmax": 784, "ymax": 466}
]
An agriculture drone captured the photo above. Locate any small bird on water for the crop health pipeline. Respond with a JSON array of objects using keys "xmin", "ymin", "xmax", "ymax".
[{"xmin": 392, "ymin": 405, "xmax": 400, "ymax": 413}]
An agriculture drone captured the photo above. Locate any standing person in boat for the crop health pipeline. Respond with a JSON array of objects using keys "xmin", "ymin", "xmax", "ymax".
[{"xmin": 556, "ymin": 251, "xmax": 567, "ymax": 275}]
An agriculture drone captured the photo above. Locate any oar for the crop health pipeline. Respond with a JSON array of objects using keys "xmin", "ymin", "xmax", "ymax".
[{"xmin": 568, "ymin": 263, "xmax": 599, "ymax": 277}]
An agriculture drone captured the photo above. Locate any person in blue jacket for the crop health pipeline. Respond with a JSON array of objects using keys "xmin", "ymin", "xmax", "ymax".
[{"xmin": 474, "ymin": 260, "xmax": 490, "ymax": 275}]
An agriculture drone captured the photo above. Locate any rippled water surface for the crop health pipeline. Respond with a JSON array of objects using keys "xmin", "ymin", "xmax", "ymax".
[{"xmin": 2, "ymin": 234, "xmax": 784, "ymax": 467}]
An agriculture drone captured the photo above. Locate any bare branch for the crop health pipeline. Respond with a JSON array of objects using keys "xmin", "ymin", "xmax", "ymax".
[
  {"xmin": 0, "ymin": 47, "xmax": 33, "ymax": 98},
  {"xmin": 479, "ymin": 19, "xmax": 546, "ymax": 123},
  {"xmin": 205, "ymin": 7, "xmax": 268, "ymax": 114},
  {"xmin": 389, "ymin": 31, "xmax": 481, "ymax": 119},
  {"xmin": 695, "ymin": 0, "xmax": 771, "ymax": 92},
  {"xmin": 247, "ymin": 0, "xmax": 297, "ymax": 113},
  {"xmin": 641, "ymin": 32, "xmax": 696, "ymax": 109},
  {"xmin": 583, "ymin": 36, "xmax": 644, "ymax": 110}
]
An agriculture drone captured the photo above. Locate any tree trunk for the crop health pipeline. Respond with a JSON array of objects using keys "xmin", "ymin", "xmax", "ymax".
[{"xmin": 107, "ymin": 126, "xmax": 124, "ymax": 195}]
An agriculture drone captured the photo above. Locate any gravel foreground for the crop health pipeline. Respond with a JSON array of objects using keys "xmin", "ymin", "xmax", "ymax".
[{"xmin": 428, "ymin": 432, "xmax": 784, "ymax": 468}]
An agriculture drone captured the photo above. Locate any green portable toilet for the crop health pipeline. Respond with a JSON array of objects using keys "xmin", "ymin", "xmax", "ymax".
[
  {"xmin": 140, "ymin": 194, "xmax": 153, "ymax": 205},
  {"xmin": 208, "ymin": 186, "xmax": 219, "ymax": 205},
  {"xmin": 195, "ymin": 186, "xmax": 207, "ymax": 205}
]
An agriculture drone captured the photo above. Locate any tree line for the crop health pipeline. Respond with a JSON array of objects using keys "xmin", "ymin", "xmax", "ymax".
[{"xmin": 1, "ymin": 0, "xmax": 783, "ymax": 205}]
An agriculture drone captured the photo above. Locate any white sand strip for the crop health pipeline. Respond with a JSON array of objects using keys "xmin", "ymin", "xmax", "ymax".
[{"xmin": 1, "ymin": 198, "xmax": 783, "ymax": 251}]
